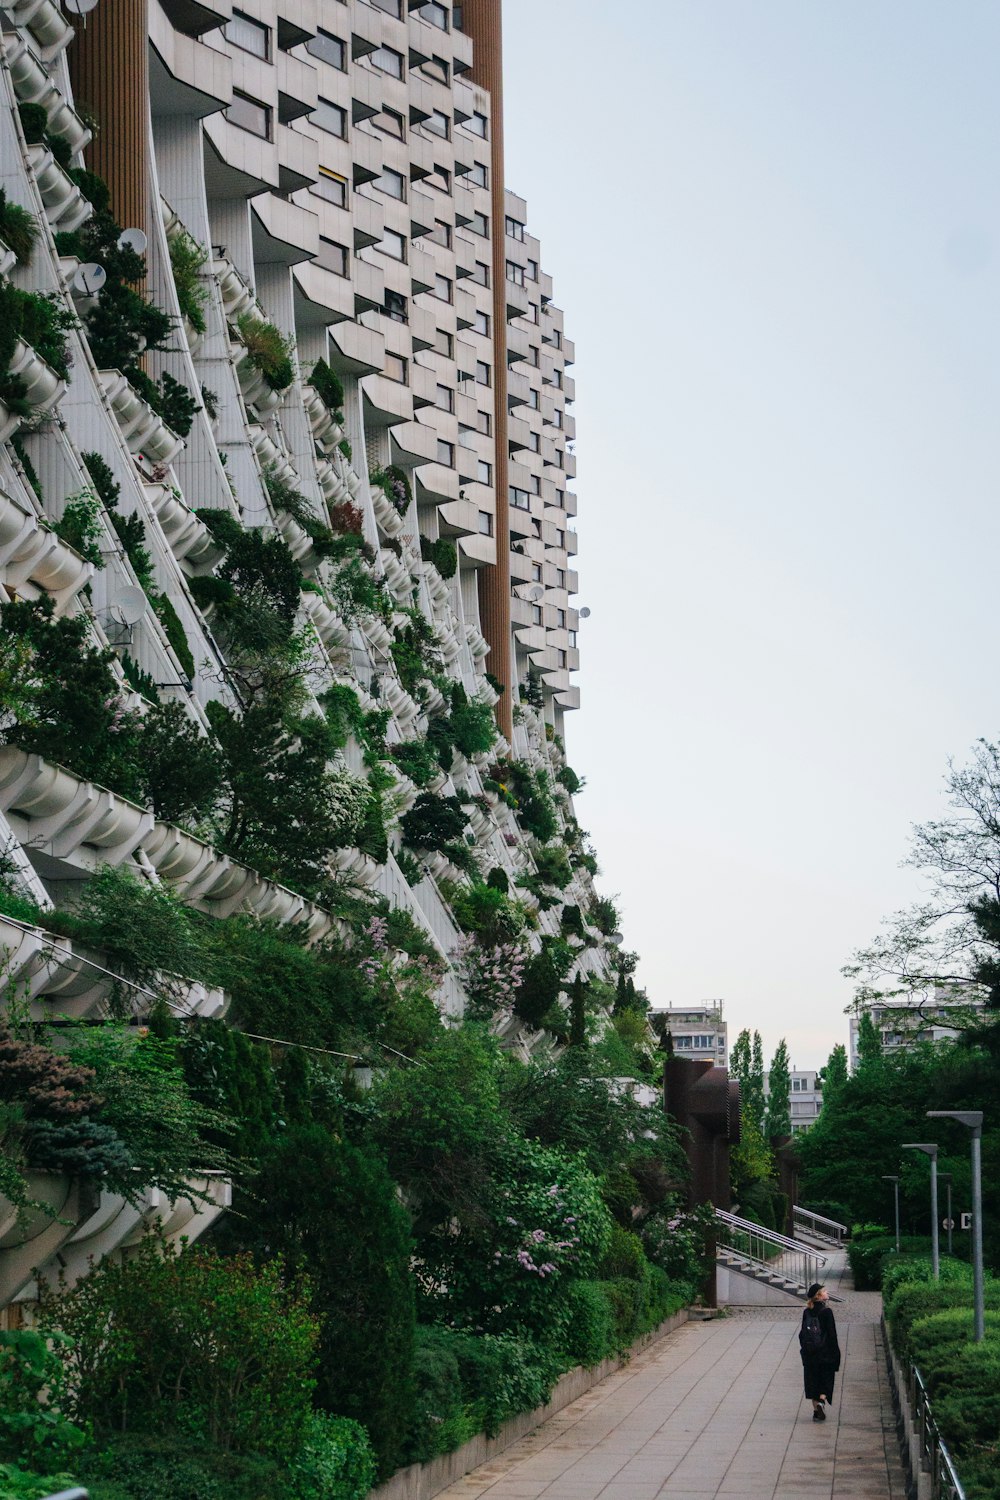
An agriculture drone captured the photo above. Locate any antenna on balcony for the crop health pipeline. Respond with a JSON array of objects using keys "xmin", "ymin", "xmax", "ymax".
[
  {"xmin": 117, "ymin": 228, "xmax": 148, "ymax": 256},
  {"xmin": 72, "ymin": 262, "xmax": 106, "ymax": 299},
  {"xmin": 104, "ymin": 585, "xmax": 147, "ymax": 645}
]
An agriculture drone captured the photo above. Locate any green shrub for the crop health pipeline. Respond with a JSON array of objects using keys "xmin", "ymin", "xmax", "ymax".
[
  {"xmin": 0, "ymin": 1463, "xmax": 80, "ymax": 1500},
  {"xmin": 420, "ymin": 533, "xmax": 457, "ymax": 579},
  {"xmin": 848, "ymin": 1234, "xmax": 932, "ymax": 1290},
  {"xmin": 309, "ymin": 358, "xmax": 345, "ymax": 417},
  {"xmin": 287, "ymin": 1414, "xmax": 376, "ymax": 1500},
  {"xmin": 236, "ymin": 312, "xmax": 295, "ymax": 390},
  {"xmin": 168, "ymin": 229, "xmax": 209, "ymax": 335},
  {"xmin": 0, "ymin": 1329, "xmax": 89, "ymax": 1468},
  {"xmin": 39, "ymin": 1240, "xmax": 318, "ymax": 1457},
  {"xmin": 405, "ymin": 1327, "xmax": 472, "ymax": 1462},
  {"xmin": 0, "ymin": 190, "xmax": 37, "ymax": 266},
  {"xmin": 599, "ymin": 1222, "xmax": 647, "ymax": 1281},
  {"xmin": 887, "ymin": 1277, "xmax": 1000, "ymax": 1365},
  {"xmin": 77, "ymin": 1434, "xmax": 287, "ymax": 1500},
  {"xmin": 401, "ymin": 791, "xmax": 468, "ymax": 853},
  {"xmin": 560, "ymin": 1281, "xmax": 615, "ymax": 1366},
  {"xmin": 153, "ymin": 592, "xmax": 196, "ymax": 679},
  {"xmin": 54, "ymin": 491, "xmax": 104, "ymax": 567}
]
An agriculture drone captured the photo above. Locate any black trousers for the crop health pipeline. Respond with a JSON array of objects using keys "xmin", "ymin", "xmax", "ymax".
[{"xmin": 802, "ymin": 1360, "xmax": 837, "ymax": 1402}]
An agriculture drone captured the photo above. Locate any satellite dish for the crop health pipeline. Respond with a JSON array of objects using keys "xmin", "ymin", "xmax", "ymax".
[
  {"xmin": 609, "ymin": 931, "xmax": 624, "ymax": 945},
  {"xmin": 109, "ymin": 585, "xmax": 148, "ymax": 624},
  {"xmin": 64, "ymin": 0, "xmax": 100, "ymax": 13},
  {"xmin": 117, "ymin": 228, "xmax": 148, "ymax": 255},
  {"xmin": 72, "ymin": 262, "xmax": 106, "ymax": 296},
  {"xmin": 579, "ymin": 606, "xmax": 591, "ymax": 619},
  {"xmin": 527, "ymin": 584, "xmax": 544, "ymax": 601}
]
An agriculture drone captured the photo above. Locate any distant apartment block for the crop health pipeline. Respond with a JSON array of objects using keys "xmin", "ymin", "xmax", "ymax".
[
  {"xmin": 651, "ymin": 1002, "xmax": 728, "ymax": 1067},
  {"xmin": 848, "ymin": 990, "xmax": 986, "ymax": 1072}
]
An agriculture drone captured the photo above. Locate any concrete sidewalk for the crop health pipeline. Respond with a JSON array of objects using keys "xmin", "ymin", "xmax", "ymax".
[{"xmin": 435, "ymin": 1251, "xmax": 906, "ymax": 1500}]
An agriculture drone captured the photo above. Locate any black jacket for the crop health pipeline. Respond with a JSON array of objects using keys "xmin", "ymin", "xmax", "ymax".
[{"xmin": 800, "ymin": 1303, "xmax": 841, "ymax": 1370}]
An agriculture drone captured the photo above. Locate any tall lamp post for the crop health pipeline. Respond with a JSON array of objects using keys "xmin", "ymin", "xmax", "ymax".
[
  {"xmin": 901, "ymin": 1142, "xmax": 939, "ymax": 1280},
  {"xmin": 928, "ymin": 1110, "xmax": 985, "ymax": 1342},
  {"xmin": 939, "ymin": 1172, "xmax": 953, "ymax": 1257},
  {"xmin": 881, "ymin": 1174, "xmax": 900, "ymax": 1253}
]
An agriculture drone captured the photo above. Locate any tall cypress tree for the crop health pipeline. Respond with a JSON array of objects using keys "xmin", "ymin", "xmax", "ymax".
[
  {"xmin": 569, "ymin": 974, "xmax": 587, "ymax": 1047},
  {"xmin": 765, "ymin": 1039, "xmax": 791, "ymax": 1140},
  {"xmin": 747, "ymin": 1031, "xmax": 766, "ymax": 1134}
]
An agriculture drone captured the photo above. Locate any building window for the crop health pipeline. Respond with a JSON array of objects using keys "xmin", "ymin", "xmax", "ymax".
[
  {"xmin": 469, "ymin": 210, "xmax": 488, "ymax": 237},
  {"xmin": 555, "ymin": 567, "xmax": 565, "ymax": 586},
  {"xmin": 526, "ymin": 258, "xmax": 539, "ymax": 280},
  {"xmin": 474, "ymin": 309, "xmax": 489, "ymax": 336},
  {"xmin": 528, "ymin": 430, "xmax": 540, "ymax": 452},
  {"xmin": 385, "ymin": 351, "xmax": 408, "ymax": 382},
  {"xmin": 437, "ymin": 439, "xmax": 454, "ymax": 466},
  {"xmin": 428, "ymin": 218, "xmax": 451, "ymax": 247},
  {"xmin": 425, "ymin": 109, "xmax": 450, "ymax": 139},
  {"xmin": 528, "ymin": 344, "xmax": 539, "ymax": 366},
  {"xmin": 475, "ymin": 360, "xmax": 490, "ymax": 386},
  {"xmin": 477, "ymin": 459, "xmax": 492, "ymax": 484},
  {"xmin": 314, "ymin": 97, "xmax": 347, "ymax": 138},
  {"xmin": 475, "ymin": 408, "xmax": 491, "ymax": 435},
  {"xmin": 384, "ymin": 288, "xmax": 408, "ymax": 322},
  {"xmin": 422, "ymin": 54, "xmax": 449, "ymax": 83},
  {"xmin": 371, "ymin": 0, "xmax": 402, "ymax": 15},
  {"xmin": 557, "ymin": 649, "xmax": 567, "ymax": 667},
  {"xmin": 554, "ymin": 407, "xmax": 564, "ymax": 427},
  {"xmin": 526, "ymin": 301, "xmax": 538, "ymax": 324},
  {"xmin": 555, "ymin": 528, "xmax": 565, "ymax": 547},
  {"xmin": 428, "ymin": 162, "xmax": 451, "ymax": 192},
  {"xmin": 376, "ymin": 167, "xmax": 406, "ymax": 200},
  {"xmin": 471, "ymin": 259, "xmax": 489, "ymax": 287},
  {"xmin": 568, "ymin": 629, "xmax": 577, "ymax": 647},
  {"xmin": 225, "ymin": 10, "xmax": 270, "ymax": 59},
  {"xmin": 373, "ymin": 44, "xmax": 404, "ymax": 76},
  {"xmin": 377, "ymin": 228, "xmax": 407, "ymax": 261},
  {"xmin": 434, "ymin": 327, "xmax": 453, "ymax": 357},
  {"xmin": 307, "ymin": 29, "xmax": 346, "ymax": 69},
  {"xmin": 527, "ymin": 387, "xmax": 539, "ymax": 409},
  {"xmin": 419, "ymin": 0, "xmax": 448, "ymax": 28},
  {"xmin": 313, "ymin": 168, "xmax": 348, "ymax": 206},
  {"xmin": 556, "ymin": 608, "xmax": 565, "ymax": 628},
  {"xmin": 509, "ymin": 485, "xmax": 529, "ymax": 510},
  {"xmin": 478, "ymin": 509, "xmax": 493, "ymax": 535},
  {"xmin": 505, "ymin": 215, "xmax": 525, "ymax": 241},
  {"xmin": 226, "ymin": 91, "xmax": 272, "ymax": 139},
  {"xmin": 529, "ymin": 474, "xmax": 541, "ymax": 494},
  {"xmin": 531, "ymin": 604, "xmax": 542, "ymax": 624},
  {"xmin": 319, "ymin": 237, "xmax": 349, "ymax": 277},
  {"xmin": 432, "ymin": 273, "xmax": 453, "ymax": 302},
  {"xmin": 373, "ymin": 108, "xmax": 405, "ymax": 139},
  {"xmin": 531, "ymin": 562, "xmax": 542, "ymax": 582},
  {"xmin": 467, "ymin": 109, "xmax": 487, "ymax": 137},
  {"xmin": 468, "ymin": 160, "xmax": 487, "ymax": 187},
  {"xmin": 435, "ymin": 383, "xmax": 454, "ymax": 412},
  {"xmin": 506, "ymin": 260, "xmax": 525, "ymax": 287}
]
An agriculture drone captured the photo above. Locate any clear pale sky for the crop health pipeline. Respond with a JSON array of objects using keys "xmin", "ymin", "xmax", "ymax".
[{"xmin": 502, "ymin": 1, "xmax": 1000, "ymax": 1070}]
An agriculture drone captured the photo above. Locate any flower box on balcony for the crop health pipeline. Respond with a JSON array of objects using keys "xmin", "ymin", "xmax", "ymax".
[
  {"xmin": 8, "ymin": 336, "xmax": 65, "ymax": 416},
  {"xmin": 25, "ymin": 143, "xmax": 91, "ymax": 232},
  {"xmin": 302, "ymin": 383, "xmax": 344, "ymax": 449},
  {"xmin": 0, "ymin": 747, "xmax": 154, "ymax": 866},
  {"xmin": 6, "ymin": 0, "xmax": 72, "ymax": 57},
  {"xmin": 0, "ymin": 486, "xmax": 92, "ymax": 606},
  {"xmin": 213, "ymin": 255, "xmax": 255, "ymax": 318},
  {"xmin": 99, "ymin": 370, "xmax": 184, "ymax": 464}
]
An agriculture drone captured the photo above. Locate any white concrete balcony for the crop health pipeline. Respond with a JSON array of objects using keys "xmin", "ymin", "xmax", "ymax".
[
  {"xmin": 0, "ymin": 486, "xmax": 92, "ymax": 608},
  {"xmin": 378, "ymin": 673, "xmax": 419, "ymax": 728},
  {"xmin": 214, "ymin": 254, "xmax": 255, "ymax": 318},
  {"xmin": 5, "ymin": 0, "xmax": 72, "ymax": 58},
  {"xmin": 302, "ymin": 383, "xmax": 345, "ymax": 449},
  {"xmin": 380, "ymin": 547, "xmax": 411, "ymax": 602},
  {"xmin": 330, "ymin": 845, "xmax": 380, "ymax": 888},
  {"xmin": 465, "ymin": 623, "xmax": 489, "ymax": 661},
  {"xmin": 275, "ymin": 507, "xmax": 313, "ymax": 563},
  {"xmin": 372, "ymin": 486, "xmax": 405, "ymax": 537},
  {"xmin": 316, "ymin": 458, "xmax": 349, "ymax": 505},
  {"xmin": 0, "ymin": 1173, "xmax": 90, "ymax": 1308},
  {"xmin": 301, "ymin": 589, "xmax": 350, "ymax": 650},
  {"xmin": 234, "ymin": 351, "xmax": 282, "ymax": 416},
  {"xmin": 147, "ymin": 485, "xmax": 223, "ymax": 570},
  {"xmin": 25, "ymin": 144, "xmax": 91, "ymax": 231},
  {"xmin": 0, "ymin": 748, "xmax": 155, "ymax": 868},
  {"xmin": 7, "ymin": 335, "xmax": 65, "ymax": 417},
  {"xmin": 99, "ymin": 370, "xmax": 184, "ymax": 464}
]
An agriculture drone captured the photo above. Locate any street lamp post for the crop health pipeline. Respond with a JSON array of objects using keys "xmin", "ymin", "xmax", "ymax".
[
  {"xmin": 881, "ymin": 1174, "xmax": 900, "ymax": 1253},
  {"xmin": 939, "ymin": 1173, "xmax": 953, "ymax": 1257},
  {"xmin": 928, "ymin": 1110, "xmax": 985, "ymax": 1342},
  {"xmin": 901, "ymin": 1143, "xmax": 939, "ymax": 1279}
]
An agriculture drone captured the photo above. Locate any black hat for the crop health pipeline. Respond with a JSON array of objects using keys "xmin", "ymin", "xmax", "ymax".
[{"xmin": 807, "ymin": 1283, "xmax": 824, "ymax": 1299}]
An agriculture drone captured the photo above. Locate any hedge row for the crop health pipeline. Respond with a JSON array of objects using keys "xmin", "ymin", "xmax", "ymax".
[{"xmin": 884, "ymin": 1257, "xmax": 1000, "ymax": 1500}]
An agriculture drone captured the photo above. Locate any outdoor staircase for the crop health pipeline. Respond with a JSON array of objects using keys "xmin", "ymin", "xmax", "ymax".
[
  {"xmin": 714, "ymin": 1209, "xmax": 832, "ymax": 1301},
  {"xmin": 792, "ymin": 1206, "xmax": 848, "ymax": 1250}
]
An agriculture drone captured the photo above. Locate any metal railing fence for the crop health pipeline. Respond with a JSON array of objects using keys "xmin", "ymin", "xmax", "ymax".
[
  {"xmin": 715, "ymin": 1209, "xmax": 828, "ymax": 1292},
  {"xmin": 792, "ymin": 1206, "xmax": 848, "ymax": 1245}
]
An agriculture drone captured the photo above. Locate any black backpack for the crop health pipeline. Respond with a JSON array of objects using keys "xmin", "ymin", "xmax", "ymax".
[{"xmin": 799, "ymin": 1309, "xmax": 825, "ymax": 1356}]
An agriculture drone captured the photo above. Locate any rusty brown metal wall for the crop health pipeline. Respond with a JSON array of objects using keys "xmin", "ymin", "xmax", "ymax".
[
  {"xmin": 461, "ymin": 0, "xmax": 512, "ymax": 741},
  {"xmin": 69, "ymin": 0, "xmax": 150, "ymax": 242}
]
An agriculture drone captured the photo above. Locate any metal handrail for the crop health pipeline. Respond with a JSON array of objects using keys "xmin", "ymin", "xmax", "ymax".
[
  {"xmin": 42, "ymin": 1490, "xmax": 89, "ymax": 1500},
  {"xmin": 714, "ymin": 1209, "xmax": 829, "ymax": 1294},
  {"xmin": 717, "ymin": 1209, "xmax": 829, "ymax": 1259},
  {"xmin": 793, "ymin": 1206, "xmax": 848, "ymax": 1244},
  {"xmin": 912, "ymin": 1365, "xmax": 966, "ymax": 1500}
]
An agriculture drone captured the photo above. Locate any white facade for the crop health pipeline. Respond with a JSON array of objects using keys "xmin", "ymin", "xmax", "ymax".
[{"xmin": 848, "ymin": 991, "xmax": 986, "ymax": 1071}]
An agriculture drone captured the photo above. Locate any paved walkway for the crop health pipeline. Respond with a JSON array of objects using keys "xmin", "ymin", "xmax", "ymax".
[{"xmin": 436, "ymin": 1250, "xmax": 906, "ymax": 1500}]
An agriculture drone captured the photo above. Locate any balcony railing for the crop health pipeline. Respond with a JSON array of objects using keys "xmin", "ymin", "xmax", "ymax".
[
  {"xmin": 793, "ymin": 1205, "xmax": 848, "ymax": 1246},
  {"xmin": 715, "ymin": 1208, "xmax": 828, "ymax": 1294}
]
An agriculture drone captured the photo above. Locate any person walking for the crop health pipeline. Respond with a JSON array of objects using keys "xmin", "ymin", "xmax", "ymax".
[{"xmin": 799, "ymin": 1282, "xmax": 841, "ymax": 1421}]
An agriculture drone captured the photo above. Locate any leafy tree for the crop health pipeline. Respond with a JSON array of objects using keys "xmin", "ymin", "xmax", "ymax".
[
  {"xmin": 765, "ymin": 1039, "xmax": 791, "ymax": 1140},
  {"xmin": 857, "ymin": 1010, "xmax": 884, "ymax": 1070},
  {"xmin": 817, "ymin": 1042, "xmax": 849, "ymax": 1106},
  {"xmin": 748, "ymin": 1031, "xmax": 766, "ymax": 1133},
  {"xmin": 569, "ymin": 974, "xmax": 587, "ymax": 1047}
]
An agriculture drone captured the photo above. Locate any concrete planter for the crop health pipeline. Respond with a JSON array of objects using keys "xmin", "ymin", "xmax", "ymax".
[{"xmin": 25, "ymin": 143, "xmax": 90, "ymax": 231}]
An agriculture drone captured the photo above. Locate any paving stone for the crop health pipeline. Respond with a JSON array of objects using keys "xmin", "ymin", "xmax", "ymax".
[{"xmin": 434, "ymin": 1249, "xmax": 906, "ymax": 1500}]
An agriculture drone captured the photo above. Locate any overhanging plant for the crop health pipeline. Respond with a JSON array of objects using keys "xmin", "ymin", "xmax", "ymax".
[{"xmin": 236, "ymin": 311, "xmax": 295, "ymax": 391}]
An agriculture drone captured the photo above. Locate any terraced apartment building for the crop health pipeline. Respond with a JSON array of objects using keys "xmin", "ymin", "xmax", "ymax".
[{"xmin": 0, "ymin": 0, "xmax": 607, "ymax": 1313}]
